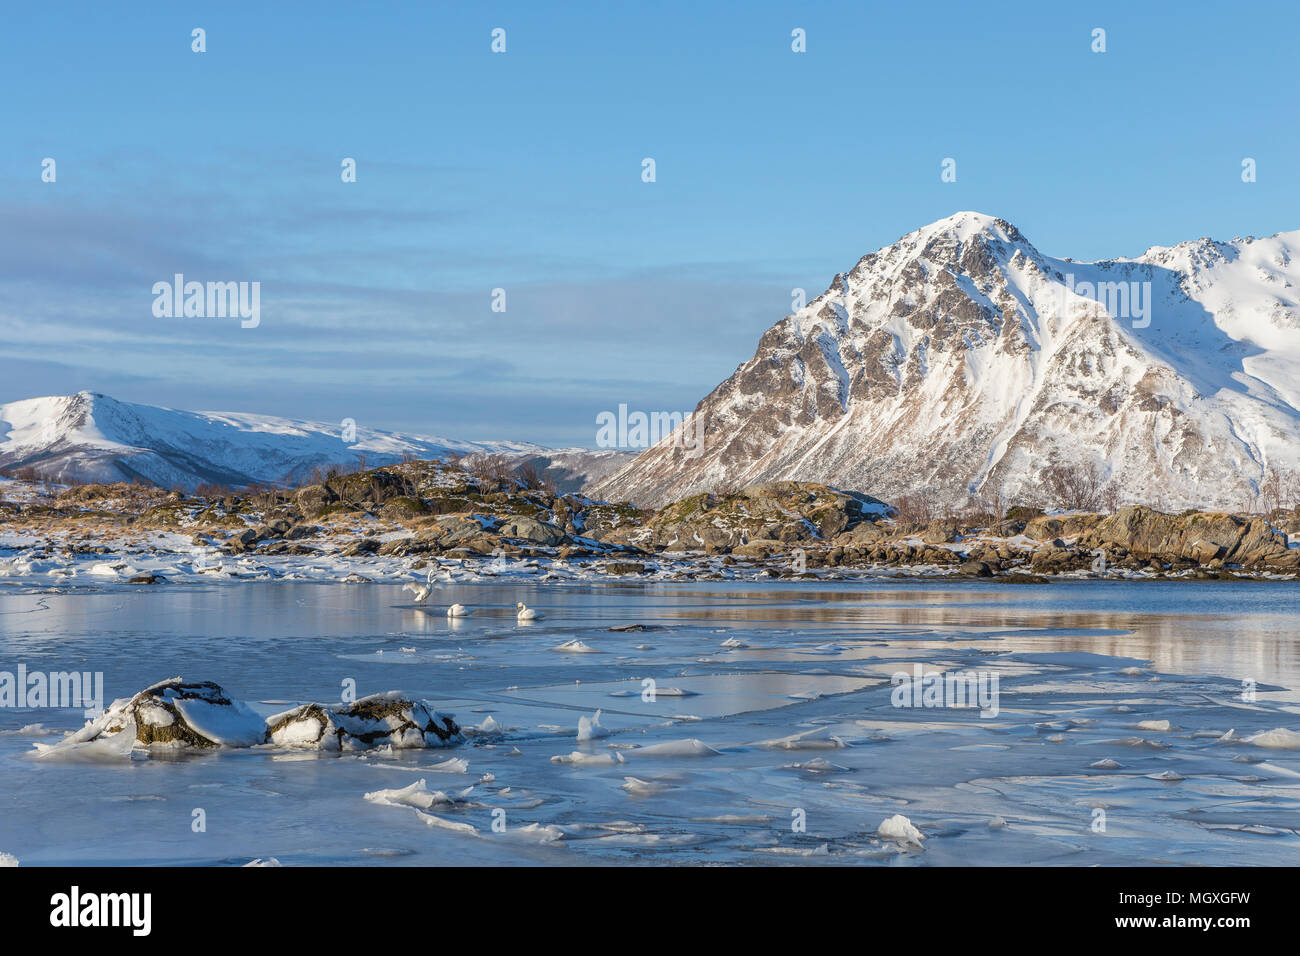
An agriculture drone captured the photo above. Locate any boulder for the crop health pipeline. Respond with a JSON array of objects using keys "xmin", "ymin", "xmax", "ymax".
[
  {"xmin": 228, "ymin": 528, "xmax": 261, "ymax": 551},
  {"xmin": 1024, "ymin": 513, "xmax": 1103, "ymax": 541},
  {"xmin": 339, "ymin": 537, "xmax": 381, "ymax": 556},
  {"xmin": 496, "ymin": 516, "xmax": 565, "ymax": 546},
  {"xmin": 920, "ymin": 519, "xmax": 960, "ymax": 544},
  {"xmin": 35, "ymin": 681, "xmax": 464, "ymax": 757},
  {"xmin": 427, "ymin": 515, "xmax": 488, "ymax": 547},
  {"xmin": 266, "ymin": 693, "xmax": 462, "ymax": 751},
  {"xmin": 733, "ymin": 539, "xmax": 783, "ymax": 559},
  {"xmin": 833, "ymin": 522, "xmax": 888, "ymax": 546},
  {"xmin": 379, "ymin": 496, "xmax": 429, "ymax": 520},
  {"xmin": 296, "ymin": 483, "xmax": 339, "ymax": 517},
  {"xmin": 40, "ymin": 678, "xmax": 266, "ymax": 752}
]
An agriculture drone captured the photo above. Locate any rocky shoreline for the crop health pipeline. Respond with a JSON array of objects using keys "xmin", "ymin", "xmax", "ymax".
[{"xmin": 2, "ymin": 462, "xmax": 1299, "ymax": 583}]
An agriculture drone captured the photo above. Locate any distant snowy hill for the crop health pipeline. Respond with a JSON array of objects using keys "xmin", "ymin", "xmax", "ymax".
[
  {"xmin": 592, "ymin": 212, "xmax": 1300, "ymax": 510},
  {"xmin": 0, "ymin": 392, "xmax": 632, "ymax": 493}
]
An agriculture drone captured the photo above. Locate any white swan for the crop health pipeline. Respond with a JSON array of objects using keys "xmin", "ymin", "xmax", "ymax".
[
  {"xmin": 516, "ymin": 602, "xmax": 542, "ymax": 621},
  {"xmin": 403, "ymin": 581, "xmax": 431, "ymax": 603},
  {"xmin": 447, "ymin": 603, "xmax": 472, "ymax": 617}
]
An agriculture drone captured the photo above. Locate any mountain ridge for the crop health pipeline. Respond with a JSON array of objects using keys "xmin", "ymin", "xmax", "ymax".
[
  {"xmin": 0, "ymin": 391, "xmax": 632, "ymax": 494},
  {"xmin": 591, "ymin": 212, "xmax": 1300, "ymax": 510}
]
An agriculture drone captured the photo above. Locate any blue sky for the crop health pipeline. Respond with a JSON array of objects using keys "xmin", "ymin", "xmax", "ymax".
[{"xmin": 2, "ymin": 0, "xmax": 1297, "ymax": 445}]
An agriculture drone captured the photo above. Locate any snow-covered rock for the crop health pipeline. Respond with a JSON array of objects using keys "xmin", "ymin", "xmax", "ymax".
[
  {"xmin": 265, "ymin": 693, "xmax": 463, "ymax": 751},
  {"xmin": 33, "ymin": 680, "xmax": 462, "ymax": 756},
  {"xmin": 34, "ymin": 678, "xmax": 266, "ymax": 754}
]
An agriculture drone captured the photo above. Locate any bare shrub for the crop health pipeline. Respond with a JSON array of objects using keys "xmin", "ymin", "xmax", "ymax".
[
  {"xmin": 892, "ymin": 488, "xmax": 941, "ymax": 524},
  {"xmin": 965, "ymin": 490, "xmax": 1008, "ymax": 524},
  {"xmin": 1258, "ymin": 465, "xmax": 1288, "ymax": 516},
  {"xmin": 515, "ymin": 461, "xmax": 546, "ymax": 491},
  {"xmin": 1101, "ymin": 480, "xmax": 1121, "ymax": 513},
  {"xmin": 1039, "ymin": 461, "xmax": 1107, "ymax": 511},
  {"xmin": 462, "ymin": 453, "xmax": 515, "ymax": 488}
]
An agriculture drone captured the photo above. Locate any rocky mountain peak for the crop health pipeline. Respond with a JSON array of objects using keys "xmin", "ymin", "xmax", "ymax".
[{"xmin": 592, "ymin": 213, "xmax": 1300, "ymax": 511}]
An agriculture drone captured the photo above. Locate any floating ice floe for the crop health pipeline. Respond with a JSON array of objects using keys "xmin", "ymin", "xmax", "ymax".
[
  {"xmin": 624, "ymin": 738, "xmax": 719, "ymax": 758},
  {"xmin": 786, "ymin": 757, "xmax": 850, "ymax": 773},
  {"xmin": 755, "ymin": 844, "xmax": 829, "ymax": 857},
  {"xmin": 577, "ymin": 710, "xmax": 607, "ymax": 742},
  {"xmin": 621, "ymin": 776, "xmax": 674, "ymax": 795},
  {"xmin": 1243, "ymin": 728, "xmax": 1300, "ymax": 749},
  {"xmin": 499, "ymin": 823, "xmax": 565, "ymax": 844},
  {"xmin": 755, "ymin": 727, "xmax": 848, "ymax": 750},
  {"xmin": 421, "ymin": 813, "xmax": 477, "ymax": 835},
  {"xmin": 0, "ymin": 723, "xmax": 57, "ymax": 737},
  {"xmin": 1147, "ymin": 769, "xmax": 1185, "ymax": 781},
  {"xmin": 551, "ymin": 750, "xmax": 625, "ymax": 766},
  {"xmin": 360, "ymin": 847, "xmax": 416, "ymax": 858},
  {"xmin": 877, "ymin": 814, "xmax": 925, "ymax": 847},
  {"xmin": 553, "ymin": 640, "xmax": 600, "ymax": 654},
  {"xmin": 1090, "ymin": 758, "xmax": 1124, "ymax": 769},
  {"xmin": 1134, "ymin": 719, "xmax": 1172, "ymax": 731},
  {"xmin": 363, "ymin": 779, "xmax": 473, "ymax": 810}
]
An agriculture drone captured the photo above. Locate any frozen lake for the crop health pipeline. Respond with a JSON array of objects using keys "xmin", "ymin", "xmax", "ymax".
[{"xmin": 3, "ymin": 578, "xmax": 1300, "ymax": 865}]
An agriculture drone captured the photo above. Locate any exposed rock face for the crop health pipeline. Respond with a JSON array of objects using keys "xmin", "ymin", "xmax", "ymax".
[
  {"xmin": 639, "ymin": 482, "xmax": 887, "ymax": 553},
  {"xmin": 34, "ymin": 680, "xmax": 462, "ymax": 757},
  {"xmin": 591, "ymin": 212, "xmax": 1300, "ymax": 510},
  {"xmin": 1083, "ymin": 506, "xmax": 1293, "ymax": 565}
]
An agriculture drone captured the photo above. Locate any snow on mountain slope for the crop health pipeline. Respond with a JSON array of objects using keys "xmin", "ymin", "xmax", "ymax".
[
  {"xmin": 591, "ymin": 212, "xmax": 1300, "ymax": 510},
  {"xmin": 0, "ymin": 392, "xmax": 631, "ymax": 493}
]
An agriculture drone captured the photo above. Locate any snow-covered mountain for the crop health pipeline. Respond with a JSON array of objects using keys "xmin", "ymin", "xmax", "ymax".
[
  {"xmin": 592, "ymin": 212, "xmax": 1300, "ymax": 510},
  {"xmin": 0, "ymin": 391, "xmax": 632, "ymax": 493}
]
